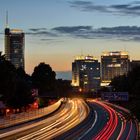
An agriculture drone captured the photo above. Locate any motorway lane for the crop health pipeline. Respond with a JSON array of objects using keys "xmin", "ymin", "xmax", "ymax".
[
  {"xmin": 128, "ymin": 120, "xmax": 138, "ymax": 140},
  {"xmin": 94, "ymin": 100, "xmax": 138, "ymax": 140},
  {"xmin": 104, "ymin": 101, "xmax": 138, "ymax": 140},
  {"xmin": 77, "ymin": 100, "xmax": 109, "ymax": 140},
  {"xmin": 78, "ymin": 99, "xmax": 138, "ymax": 140},
  {"xmin": 93, "ymin": 100, "xmax": 119, "ymax": 140},
  {"xmin": 0, "ymin": 98, "xmax": 89, "ymax": 140}
]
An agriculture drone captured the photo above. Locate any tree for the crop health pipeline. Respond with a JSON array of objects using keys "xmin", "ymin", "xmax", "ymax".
[
  {"xmin": 128, "ymin": 66, "xmax": 140, "ymax": 97},
  {"xmin": 16, "ymin": 67, "xmax": 32, "ymax": 86},
  {"xmin": 0, "ymin": 54, "xmax": 34, "ymax": 110},
  {"xmin": 8, "ymin": 80, "xmax": 34, "ymax": 110},
  {"xmin": 55, "ymin": 79, "xmax": 72, "ymax": 97},
  {"xmin": 8, "ymin": 67, "xmax": 34, "ymax": 109},
  {"xmin": 110, "ymin": 66, "xmax": 140, "ymax": 97},
  {"xmin": 31, "ymin": 63, "xmax": 56, "ymax": 96},
  {"xmin": 110, "ymin": 75, "xmax": 128, "ymax": 92},
  {"xmin": 0, "ymin": 56, "xmax": 17, "ymax": 104}
]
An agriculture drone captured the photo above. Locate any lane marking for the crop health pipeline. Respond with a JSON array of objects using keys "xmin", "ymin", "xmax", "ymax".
[{"xmin": 78, "ymin": 110, "xmax": 98, "ymax": 140}]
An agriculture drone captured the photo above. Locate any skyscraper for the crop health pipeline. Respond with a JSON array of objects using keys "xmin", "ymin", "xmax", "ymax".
[
  {"xmin": 101, "ymin": 51, "xmax": 130, "ymax": 86},
  {"xmin": 5, "ymin": 27, "xmax": 25, "ymax": 69},
  {"xmin": 72, "ymin": 55, "xmax": 100, "ymax": 92}
]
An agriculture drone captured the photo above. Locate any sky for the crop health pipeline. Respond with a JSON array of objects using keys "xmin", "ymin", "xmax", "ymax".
[{"xmin": 0, "ymin": 0, "xmax": 140, "ymax": 75}]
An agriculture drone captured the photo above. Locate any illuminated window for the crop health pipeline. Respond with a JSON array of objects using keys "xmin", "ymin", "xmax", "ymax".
[
  {"xmin": 14, "ymin": 49, "xmax": 18, "ymax": 53},
  {"xmin": 84, "ymin": 82, "xmax": 88, "ymax": 84},
  {"xmin": 82, "ymin": 65, "xmax": 87, "ymax": 70}
]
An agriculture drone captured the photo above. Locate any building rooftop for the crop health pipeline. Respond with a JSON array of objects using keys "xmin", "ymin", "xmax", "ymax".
[
  {"xmin": 102, "ymin": 51, "xmax": 129, "ymax": 56},
  {"xmin": 75, "ymin": 55, "xmax": 97, "ymax": 61},
  {"xmin": 10, "ymin": 29, "xmax": 23, "ymax": 34}
]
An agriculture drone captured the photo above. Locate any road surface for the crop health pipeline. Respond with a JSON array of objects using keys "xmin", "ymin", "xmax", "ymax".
[
  {"xmin": 0, "ymin": 98, "xmax": 89, "ymax": 140},
  {"xmin": 0, "ymin": 98, "xmax": 138, "ymax": 140},
  {"xmin": 78, "ymin": 99, "xmax": 138, "ymax": 140}
]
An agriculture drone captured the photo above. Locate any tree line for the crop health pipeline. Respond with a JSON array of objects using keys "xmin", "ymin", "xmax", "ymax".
[
  {"xmin": 110, "ymin": 66, "xmax": 140, "ymax": 98},
  {"xmin": 0, "ymin": 54, "xmax": 72, "ymax": 113},
  {"xmin": 110, "ymin": 66, "xmax": 140, "ymax": 120}
]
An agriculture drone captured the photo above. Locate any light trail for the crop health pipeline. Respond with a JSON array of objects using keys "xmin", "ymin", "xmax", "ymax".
[
  {"xmin": 92, "ymin": 100, "xmax": 118, "ymax": 140},
  {"xmin": 88, "ymin": 100, "xmax": 138, "ymax": 140},
  {"xmin": 103, "ymin": 101, "xmax": 138, "ymax": 140},
  {"xmin": 116, "ymin": 113, "xmax": 127, "ymax": 140},
  {"xmin": 0, "ymin": 99, "xmax": 72, "ymax": 139},
  {"xmin": 0, "ymin": 98, "xmax": 138, "ymax": 140},
  {"xmin": 16, "ymin": 98, "xmax": 89, "ymax": 140},
  {"xmin": 126, "ymin": 120, "xmax": 133, "ymax": 140}
]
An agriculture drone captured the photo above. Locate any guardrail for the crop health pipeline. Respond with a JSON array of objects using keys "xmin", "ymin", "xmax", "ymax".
[{"xmin": 0, "ymin": 99, "xmax": 62, "ymax": 129}]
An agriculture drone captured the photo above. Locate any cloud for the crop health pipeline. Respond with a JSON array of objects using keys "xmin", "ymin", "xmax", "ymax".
[
  {"xmin": 69, "ymin": 0, "xmax": 109, "ymax": 13},
  {"xmin": 69, "ymin": 1, "xmax": 92, "ymax": 6},
  {"xmin": 110, "ymin": 4, "xmax": 130, "ymax": 10},
  {"xmin": 132, "ymin": 36, "xmax": 140, "ymax": 41},
  {"xmin": 29, "ymin": 28, "xmax": 47, "ymax": 32},
  {"xmin": 132, "ymin": 1, "xmax": 140, "ymax": 5},
  {"xmin": 52, "ymin": 25, "xmax": 96, "ymax": 39},
  {"xmin": 40, "ymin": 38, "xmax": 64, "ymax": 42},
  {"xmin": 40, "ymin": 39, "xmax": 55, "ymax": 41},
  {"xmin": 68, "ymin": 0, "xmax": 140, "ymax": 16},
  {"xmin": 27, "ymin": 28, "xmax": 58, "ymax": 37},
  {"xmin": 97, "ymin": 26, "xmax": 140, "ymax": 35},
  {"xmin": 27, "ymin": 26, "xmax": 140, "ymax": 42},
  {"xmin": 52, "ymin": 26, "xmax": 92, "ymax": 33},
  {"xmin": 52, "ymin": 25, "xmax": 140, "ymax": 41}
]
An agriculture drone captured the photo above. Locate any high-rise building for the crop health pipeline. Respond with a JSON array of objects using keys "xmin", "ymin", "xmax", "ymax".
[
  {"xmin": 5, "ymin": 27, "xmax": 25, "ymax": 69},
  {"xmin": 101, "ymin": 51, "xmax": 130, "ymax": 86},
  {"xmin": 72, "ymin": 55, "xmax": 100, "ymax": 92}
]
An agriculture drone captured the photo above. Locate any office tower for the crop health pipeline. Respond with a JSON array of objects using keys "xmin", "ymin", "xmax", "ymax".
[
  {"xmin": 5, "ymin": 28, "xmax": 25, "ymax": 69},
  {"xmin": 72, "ymin": 55, "xmax": 100, "ymax": 92},
  {"xmin": 101, "ymin": 51, "xmax": 130, "ymax": 86}
]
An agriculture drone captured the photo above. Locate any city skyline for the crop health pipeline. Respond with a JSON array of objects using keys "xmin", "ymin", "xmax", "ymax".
[{"xmin": 0, "ymin": 0, "xmax": 140, "ymax": 74}]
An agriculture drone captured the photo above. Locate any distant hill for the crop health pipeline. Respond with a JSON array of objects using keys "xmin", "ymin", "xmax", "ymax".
[{"xmin": 56, "ymin": 71, "xmax": 72, "ymax": 80}]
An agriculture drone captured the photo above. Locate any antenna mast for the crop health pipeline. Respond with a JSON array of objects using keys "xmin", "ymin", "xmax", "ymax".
[{"xmin": 6, "ymin": 11, "xmax": 9, "ymax": 28}]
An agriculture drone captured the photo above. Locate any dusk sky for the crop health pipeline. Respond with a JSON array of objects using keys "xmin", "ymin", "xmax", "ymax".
[{"xmin": 0, "ymin": 0, "xmax": 140, "ymax": 75}]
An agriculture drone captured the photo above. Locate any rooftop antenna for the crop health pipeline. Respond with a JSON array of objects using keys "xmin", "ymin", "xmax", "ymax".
[{"xmin": 6, "ymin": 11, "xmax": 9, "ymax": 28}]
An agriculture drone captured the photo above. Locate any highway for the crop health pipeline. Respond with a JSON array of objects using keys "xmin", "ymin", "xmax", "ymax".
[
  {"xmin": 78, "ymin": 99, "xmax": 138, "ymax": 140},
  {"xmin": 0, "ymin": 98, "xmax": 89, "ymax": 140},
  {"xmin": 0, "ymin": 98, "xmax": 138, "ymax": 140}
]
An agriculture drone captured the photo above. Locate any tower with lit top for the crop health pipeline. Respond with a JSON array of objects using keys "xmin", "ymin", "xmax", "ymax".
[{"xmin": 5, "ymin": 12, "xmax": 25, "ymax": 69}]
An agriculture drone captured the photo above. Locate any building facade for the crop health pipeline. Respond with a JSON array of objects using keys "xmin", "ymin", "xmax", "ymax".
[
  {"xmin": 72, "ymin": 55, "xmax": 100, "ymax": 92},
  {"xmin": 5, "ymin": 28, "xmax": 25, "ymax": 69},
  {"xmin": 101, "ymin": 51, "xmax": 130, "ymax": 86}
]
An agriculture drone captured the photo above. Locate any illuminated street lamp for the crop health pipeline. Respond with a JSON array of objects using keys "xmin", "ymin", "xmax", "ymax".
[{"xmin": 79, "ymin": 88, "xmax": 82, "ymax": 92}]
